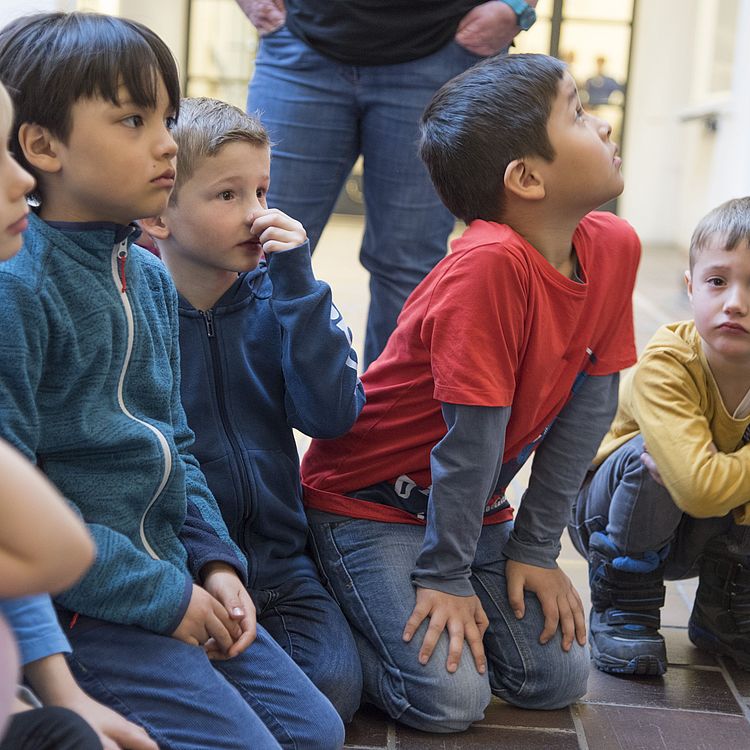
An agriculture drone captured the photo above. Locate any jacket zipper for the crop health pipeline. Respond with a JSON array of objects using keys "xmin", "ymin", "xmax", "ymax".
[
  {"xmin": 199, "ymin": 309, "xmax": 255, "ymax": 574},
  {"xmin": 111, "ymin": 240, "xmax": 172, "ymax": 559}
]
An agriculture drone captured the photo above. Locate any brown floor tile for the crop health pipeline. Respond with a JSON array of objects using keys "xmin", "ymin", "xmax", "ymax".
[
  {"xmin": 479, "ymin": 698, "xmax": 575, "ymax": 730},
  {"xmin": 662, "ymin": 626, "xmax": 719, "ymax": 668},
  {"xmin": 723, "ymin": 659, "xmax": 750, "ymax": 697},
  {"xmin": 395, "ymin": 724, "xmax": 579, "ymax": 749},
  {"xmin": 577, "ymin": 703, "xmax": 750, "ymax": 750},
  {"xmin": 344, "ymin": 704, "xmax": 391, "ymax": 748},
  {"xmin": 583, "ymin": 664, "xmax": 742, "ymax": 714}
]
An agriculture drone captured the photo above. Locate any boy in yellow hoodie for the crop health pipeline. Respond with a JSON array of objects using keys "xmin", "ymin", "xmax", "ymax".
[{"xmin": 570, "ymin": 196, "xmax": 750, "ymax": 676}]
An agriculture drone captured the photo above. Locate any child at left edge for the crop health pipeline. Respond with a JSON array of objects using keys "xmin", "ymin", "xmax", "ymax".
[{"xmin": 140, "ymin": 96, "xmax": 365, "ymax": 720}]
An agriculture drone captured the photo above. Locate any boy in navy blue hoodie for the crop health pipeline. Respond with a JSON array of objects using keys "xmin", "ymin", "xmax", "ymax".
[{"xmin": 142, "ymin": 96, "xmax": 365, "ymax": 721}]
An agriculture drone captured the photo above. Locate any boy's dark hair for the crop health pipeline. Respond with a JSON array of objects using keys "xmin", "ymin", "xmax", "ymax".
[
  {"xmin": 689, "ymin": 197, "xmax": 750, "ymax": 270},
  {"xmin": 419, "ymin": 53, "xmax": 565, "ymax": 224},
  {"xmin": 169, "ymin": 97, "xmax": 270, "ymax": 203},
  {"xmin": 0, "ymin": 12, "xmax": 181, "ymax": 199}
]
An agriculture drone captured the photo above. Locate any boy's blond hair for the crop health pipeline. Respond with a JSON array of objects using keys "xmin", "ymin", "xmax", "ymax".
[
  {"xmin": 170, "ymin": 97, "xmax": 270, "ymax": 202},
  {"xmin": 689, "ymin": 197, "xmax": 750, "ymax": 270}
]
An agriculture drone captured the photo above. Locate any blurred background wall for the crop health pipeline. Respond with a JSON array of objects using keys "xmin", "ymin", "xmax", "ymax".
[{"xmin": 1, "ymin": 0, "xmax": 748, "ymax": 256}]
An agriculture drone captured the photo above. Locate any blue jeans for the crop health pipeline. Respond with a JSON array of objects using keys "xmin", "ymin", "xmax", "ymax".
[
  {"xmin": 61, "ymin": 611, "xmax": 344, "ymax": 750},
  {"xmin": 568, "ymin": 434, "xmax": 750, "ymax": 577},
  {"xmin": 251, "ymin": 575, "xmax": 362, "ymax": 721},
  {"xmin": 247, "ymin": 28, "xmax": 482, "ymax": 366},
  {"xmin": 309, "ymin": 520, "xmax": 589, "ymax": 733}
]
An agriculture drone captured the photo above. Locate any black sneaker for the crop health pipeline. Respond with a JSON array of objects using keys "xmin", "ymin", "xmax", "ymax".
[
  {"xmin": 588, "ymin": 531, "xmax": 668, "ymax": 676},
  {"xmin": 688, "ymin": 544, "xmax": 750, "ymax": 671}
]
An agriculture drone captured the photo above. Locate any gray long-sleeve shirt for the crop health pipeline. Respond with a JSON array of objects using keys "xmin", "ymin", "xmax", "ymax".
[{"xmin": 412, "ymin": 373, "xmax": 619, "ymax": 596}]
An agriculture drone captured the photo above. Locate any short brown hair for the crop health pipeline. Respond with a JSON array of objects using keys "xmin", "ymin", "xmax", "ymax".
[
  {"xmin": 170, "ymin": 97, "xmax": 270, "ymax": 202},
  {"xmin": 689, "ymin": 197, "xmax": 750, "ymax": 270}
]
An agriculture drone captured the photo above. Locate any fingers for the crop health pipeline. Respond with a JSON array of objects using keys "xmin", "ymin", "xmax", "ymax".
[
  {"xmin": 463, "ymin": 620, "xmax": 487, "ymax": 674},
  {"xmin": 419, "ymin": 614, "xmax": 447, "ymax": 667},
  {"xmin": 249, "ymin": 210, "xmax": 306, "ymax": 251},
  {"xmin": 537, "ymin": 592, "xmax": 560, "ymax": 646},
  {"xmin": 204, "ymin": 605, "xmax": 237, "ymax": 655},
  {"xmin": 556, "ymin": 596, "xmax": 575, "ymax": 651},
  {"xmin": 226, "ymin": 612, "xmax": 257, "ymax": 657},
  {"xmin": 570, "ymin": 587, "xmax": 587, "ymax": 646},
  {"xmin": 402, "ymin": 602, "xmax": 429, "ymax": 643},
  {"xmin": 445, "ymin": 619, "xmax": 466, "ymax": 673},
  {"xmin": 112, "ymin": 721, "xmax": 159, "ymax": 750},
  {"xmin": 506, "ymin": 569, "xmax": 526, "ymax": 620}
]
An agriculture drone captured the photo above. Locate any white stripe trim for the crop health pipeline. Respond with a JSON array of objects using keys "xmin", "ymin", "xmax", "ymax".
[{"xmin": 111, "ymin": 240, "xmax": 172, "ymax": 560}]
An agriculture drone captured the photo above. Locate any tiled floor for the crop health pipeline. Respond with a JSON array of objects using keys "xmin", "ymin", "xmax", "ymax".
[{"xmin": 310, "ymin": 216, "xmax": 750, "ymax": 750}]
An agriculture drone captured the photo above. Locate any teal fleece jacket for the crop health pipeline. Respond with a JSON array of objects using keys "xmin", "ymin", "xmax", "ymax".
[{"xmin": 0, "ymin": 214, "xmax": 245, "ymax": 634}]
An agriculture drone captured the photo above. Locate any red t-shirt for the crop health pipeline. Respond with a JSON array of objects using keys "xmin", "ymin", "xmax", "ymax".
[{"xmin": 302, "ymin": 212, "xmax": 640, "ymax": 523}]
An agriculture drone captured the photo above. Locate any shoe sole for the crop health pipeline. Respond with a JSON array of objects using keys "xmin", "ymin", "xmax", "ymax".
[
  {"xmin": 688, "ymin": 622, "xmax": 750, "ymax": 671},
  {"xmin": 591, "ymin": 640, "xmax": 667, "ymax": 676}
]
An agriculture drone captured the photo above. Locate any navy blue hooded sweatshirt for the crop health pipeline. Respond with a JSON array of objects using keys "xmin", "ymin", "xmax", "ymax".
[{"xmin": 177, "ymin": 242, "xmax": 364, "ymax": 588}]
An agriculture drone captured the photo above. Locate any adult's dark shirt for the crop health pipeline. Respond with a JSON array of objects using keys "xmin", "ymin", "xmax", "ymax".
[{"xmin": 284, "ymin": 0, "xmax": 482, "ymax": 66}]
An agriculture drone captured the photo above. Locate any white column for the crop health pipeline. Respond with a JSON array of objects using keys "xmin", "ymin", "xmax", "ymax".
[
  {"xmin": 706, "ymin": 0, "xmax": 750, "ymax": 204},
  {"xmin": 619, "ymin": 0, "xmax": 698, "ymax": 246}
]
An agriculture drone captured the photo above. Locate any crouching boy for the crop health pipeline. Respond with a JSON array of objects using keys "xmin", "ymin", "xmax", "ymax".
[{"xmin": 570, "ymin": 197, "xmax": 750, "ymax": 676}]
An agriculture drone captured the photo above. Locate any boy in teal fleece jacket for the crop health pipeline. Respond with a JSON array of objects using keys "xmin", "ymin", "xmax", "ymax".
[{"xmin": 0, "ymin": 11, "xmax": 342, "ymax": 750}]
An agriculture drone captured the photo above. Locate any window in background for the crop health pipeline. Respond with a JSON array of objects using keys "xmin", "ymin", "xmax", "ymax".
[
  {"xmin": 186, "ymin": 0, "xmax": 256, "ymax": 108},
  {"xmin": 513, "ymin": 0, "xmax": 635, "ymax": 213}
]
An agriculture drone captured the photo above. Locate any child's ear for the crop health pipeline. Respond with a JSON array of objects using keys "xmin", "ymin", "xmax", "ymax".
[
  {"xmin": 17, "ymin": 123, "xmax": 62, "ymax": 174},
  {"xmin": 684, "ymin": 269, "xmax": 693, "ymax": 300},
  {"xmin": 138, "ymin": 215, "xmax": 171, "ymax": 242},
  {"xmin": 503, "ymin": 158, "xmax": 545, "ymax": 201}
]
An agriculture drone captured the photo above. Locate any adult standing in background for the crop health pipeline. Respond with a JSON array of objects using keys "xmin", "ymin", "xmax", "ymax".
[{"xmin": 238, "ymin": 0, "xmax": 538, "ymax": 367}]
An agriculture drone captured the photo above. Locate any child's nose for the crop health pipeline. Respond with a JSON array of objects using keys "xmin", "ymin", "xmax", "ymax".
[
  {"xmin": 596, "ymin": 117, "xmax": 613, "ymax": 140},
  {"xmin": 724, "ymin": 287, "xmax": 749, "ymax": 314},
  {"xmin": 11, "ymin": 159, "xmax": 34, "ymax": 199},
  {"xmin": 160, "ymin": 129, "xmax": 178, "ymax": 159},
  {"xmin": 246, "ymin": 206, "xmax": 266, "ymax": 228}
]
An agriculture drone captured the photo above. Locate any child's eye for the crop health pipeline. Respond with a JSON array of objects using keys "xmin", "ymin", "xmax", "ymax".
[
  {"xmin": 256, "ymin": 188, "xmax": 267, "ymax": 200},
  {"xmin": 218, "ymin": 190, "xmax": 234, "ymax": 201},
  {"xmin": 122, "ymin": 115, "xmax": 144, "ymax": 128},
  {"xmin": 707, "ymin": 277, "xmax": 725, "ymax": 287},
  {"xmin": 165, "ymin": 115, "xmax": 177, "ymax": 130}
]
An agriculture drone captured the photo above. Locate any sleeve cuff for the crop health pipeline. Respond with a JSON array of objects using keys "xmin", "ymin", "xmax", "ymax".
[
  {"xmin": 410, "ymin": 573, "xmax": 475, "ymax": 597},
  {"xmin": 196, "ymin": 553, "xmax": 249, "ymax": 587},
  {"xmin": 267, "ymin": 241, "xmax": 318, "ymax": 299},
  {"xmin": 160, "ymin": 575, "xmax": 194, "ymax": 635},
  {"xmin": 503, "ymin": 532, "xmax": 560, "ymax": 569}
]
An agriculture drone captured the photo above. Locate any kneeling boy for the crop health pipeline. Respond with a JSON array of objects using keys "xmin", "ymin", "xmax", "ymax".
[{"xmin": 301, "ymin": 53, "xmax": 640, "ymax": 732}]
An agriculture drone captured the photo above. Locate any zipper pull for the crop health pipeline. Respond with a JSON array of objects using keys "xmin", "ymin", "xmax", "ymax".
[
  {"xmin": 117, "ymin": 245, "xmax": 128, "ymax": 293},
  {"xmin": 200, "ymin": 309, "xmax": 215, "ymax": 337}
]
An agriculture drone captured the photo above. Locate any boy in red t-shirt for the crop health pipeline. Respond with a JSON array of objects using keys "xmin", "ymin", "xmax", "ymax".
[{"xmin": 302, "ymin": 53, "xmax": 640, "ymax": 733}]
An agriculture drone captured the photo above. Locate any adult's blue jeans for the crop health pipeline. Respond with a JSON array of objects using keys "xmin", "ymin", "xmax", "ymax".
[
  {"xmin": 247, "ymin": 28, "xmax": 482, "ymax": 366},
  {"xmin": 568, "ymin": 434, "xmax": 750, "ymax": 576},
  {"xmin": 60, "ymin": 611, "xmax": 344, "ymax": 750},
  {"xmin": 251, "ymin": 575, "xmax": 362, "ymax": 722},
  {"xmin": 309, "ymin": 520, "xmax": 589, "ymax": 733}
]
